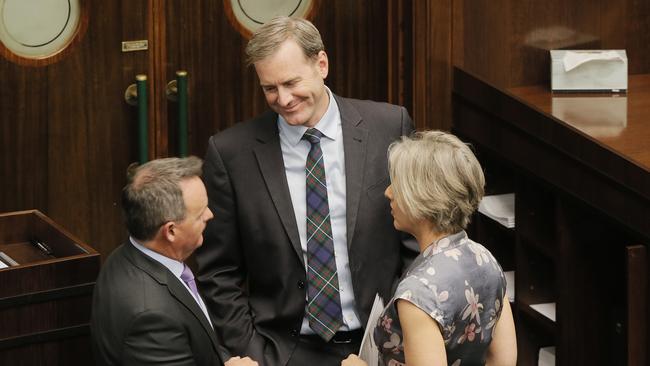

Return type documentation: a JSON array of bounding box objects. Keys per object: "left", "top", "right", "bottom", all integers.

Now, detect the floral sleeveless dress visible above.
[{"left": 373, "top": 231, "right": 506, "bottom": 366}]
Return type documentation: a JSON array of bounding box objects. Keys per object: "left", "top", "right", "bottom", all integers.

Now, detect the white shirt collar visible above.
[
  {"left": 278, "top": 86, "right": 339, "bottom": 146},
  {"left": 129, "top": 236, "right": 184, "bottom": 277}
]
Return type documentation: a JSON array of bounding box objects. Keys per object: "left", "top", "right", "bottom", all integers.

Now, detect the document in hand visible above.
[{"left": 358, "top": 294, "right": 385, "bottom": 366}]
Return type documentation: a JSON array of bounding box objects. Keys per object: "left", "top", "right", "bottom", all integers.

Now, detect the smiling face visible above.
[{"left": 253, "top": 39, "right": 330, "bottom": 127}]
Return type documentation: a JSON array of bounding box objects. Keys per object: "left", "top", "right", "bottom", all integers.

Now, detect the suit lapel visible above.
[
  {"left": 123, "top": 244, "right": 222, "bottom": 356},
  {"left": 336, "top": 95, "right": 369, "bottom": 249},
  {"left": 165, "top": 274, "right": 222, "bottom": 351},
  {"left": 252, "top": 114, "right": 304, "bottom": 266}
]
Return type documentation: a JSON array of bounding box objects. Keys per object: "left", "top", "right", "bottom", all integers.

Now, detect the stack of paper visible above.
[
  {"left": 538, "top": 346, "right": 556, "bottom": 366},
  {"left": 359, "top": 294, "right": 385, "bottom": 366},
  {"left": 530, "top": 302, "right": 556, "bottom": 322},
  {"left": 478, "top": 193, "right": 515, "bottom": 228}
]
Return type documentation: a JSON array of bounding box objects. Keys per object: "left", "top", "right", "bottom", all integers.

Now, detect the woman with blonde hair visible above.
[{"left": 343, "top": 131, "right": 516, "bottom": 366}]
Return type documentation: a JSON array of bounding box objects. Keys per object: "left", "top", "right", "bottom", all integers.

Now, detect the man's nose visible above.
[{"left": 277, "top": 87, "right": 292, "bottom": 107}]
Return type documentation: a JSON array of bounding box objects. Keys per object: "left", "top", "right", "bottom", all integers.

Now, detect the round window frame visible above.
[
  {"left": 0, "top": 0, "right": 89, "bottom": 67},
  {"left": 223, "top": 0, "right": 320, "bottom": 39}
]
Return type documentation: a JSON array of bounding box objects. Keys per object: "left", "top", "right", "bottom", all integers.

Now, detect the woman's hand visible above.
[{"left": 341, "top": 354, "right": 368, "bottom": 366}]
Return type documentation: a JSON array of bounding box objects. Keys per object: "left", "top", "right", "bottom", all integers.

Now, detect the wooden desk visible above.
[
  {"left": 453, "top": 68, "right": 649, "bottom": 366},
  {"left": 0, "top": 210, "right": 100, "bottom": 365}
]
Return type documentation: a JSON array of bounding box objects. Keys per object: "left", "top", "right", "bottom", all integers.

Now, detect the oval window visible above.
[
  {"left": 0, "top": 0, "right": 87, "bottom": 66},
  {"left": 225, "top": 0, "right": 318, "bottom": 39}
]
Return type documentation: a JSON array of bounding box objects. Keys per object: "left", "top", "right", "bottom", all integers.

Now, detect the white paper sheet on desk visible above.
[
  {"left": 530, "top": 302, "right": 556, "bottom": 322},
  {"left": 538, "top": 346, "right": 556, "bottom": 366},
  {"left": 0, "top": 260, "right": 7, "bottom": 269},
  {"left": 563, "top": 50, "right": 624, "bottom": 72},
  {"left": 478, "top": 193, "right": 515, "bottom": 228},
  {"left": 359, "top": 294, "right": 384, "bottom": 366}
]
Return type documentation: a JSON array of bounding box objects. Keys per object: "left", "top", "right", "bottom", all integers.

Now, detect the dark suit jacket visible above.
[
  {"left": 195, "top": 95, "right": 414, "bottom": 365},
  {"left": 91, "top": 242, "right": 225, "bottom": 366}
]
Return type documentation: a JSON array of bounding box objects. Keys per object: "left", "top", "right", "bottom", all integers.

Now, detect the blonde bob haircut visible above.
[
  {"left": 388, "top": 131, "right": 485, "bottom": 234},
  {"left": 245, "top": 16, "right": 324, "bottom": 66}
]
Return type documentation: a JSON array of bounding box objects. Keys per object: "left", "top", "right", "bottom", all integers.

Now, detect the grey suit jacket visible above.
[
  {"left": 195, "top": 95, "right": 414, "bottom": 365},
  {"left": 91, "top": 242, "right": 225, "bottom": 366}
]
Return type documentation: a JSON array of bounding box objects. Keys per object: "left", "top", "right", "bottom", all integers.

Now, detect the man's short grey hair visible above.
[
  {"left": 388, "top": 131, "right": 485, "bottom": 233},
  {"left": 122, "top": 156, "right": 203, "bottom": 241},
  {"left": 245, "top": 16, "right": 324, "bottom": 65}
]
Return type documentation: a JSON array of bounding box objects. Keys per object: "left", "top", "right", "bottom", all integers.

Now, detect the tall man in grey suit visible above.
[
  {"left": 91, "top": 157, "right": 257, "bottom": 366},
  {"left": 195, "top": 17, "right": 415, "bottom": 366}
]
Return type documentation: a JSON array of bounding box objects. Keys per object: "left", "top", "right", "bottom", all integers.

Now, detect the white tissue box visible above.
[{"left": 550, "top": 50, "right": 627, "bottom": 92}]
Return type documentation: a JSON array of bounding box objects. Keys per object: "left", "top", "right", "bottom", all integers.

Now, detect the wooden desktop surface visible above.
[
  {"left": 508, "top": 75, "right": 650, "bottom": 172},
  {"left": 453, "top": 68, "right": 650, "bottom": 241}
]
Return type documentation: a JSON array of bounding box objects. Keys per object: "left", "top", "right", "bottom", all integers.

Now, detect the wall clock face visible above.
[
  {"left": 0, "top": 0, "right": 83, "bottom": 64},
  {"left": 225, "top": 0, "right": 317, "bottom": 38}
]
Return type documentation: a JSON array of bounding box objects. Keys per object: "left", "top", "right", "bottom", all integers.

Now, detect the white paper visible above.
[
  {"left": 359, "top": 294, "right": 384, "bottom": 366},
  {"left": 478, "top": 193, "right": 515, "bottom": 228},
  {"left": 530, "top": 302, "right": 556, "bottom": 322},
  {"left": 538, "top": 346, "right": 556, "bottom": 366},
  {"left": 504, "top": 271, "right": 515, "bottom": 303},
  {"left": 0, "top": 260, "right": 8, "bottom": 269},
  {"left": 563, "top": 50, "right": 624, "bottom": 72}
]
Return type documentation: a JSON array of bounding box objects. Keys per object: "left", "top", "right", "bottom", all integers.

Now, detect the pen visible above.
[{"left": 31, "top": 238, "right": 54, "bottom": 256}]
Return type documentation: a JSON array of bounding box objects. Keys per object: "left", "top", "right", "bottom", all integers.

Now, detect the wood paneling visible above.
[
  {"left": 0, "top": 1, "right": 150, "bottom": 261},
  {"left": 452, "top": 0, "right": 650, "bottom": 88},
  {"left": 0, "top": 69, "right": 48, "bottom": 214},
  {"left": 387, "top": 0, "right": 413, "bottom": 110},
  {"left": 412, "top": 0, "right": 452, "bottom": 131}
]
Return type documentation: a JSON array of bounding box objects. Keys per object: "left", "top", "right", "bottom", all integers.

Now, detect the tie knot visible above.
[
  {"left": 302, "top": 128, "right": 324, "bottom": 145},
  {"left": 180, "top": 264, "right": 194, "bottom": 282}
]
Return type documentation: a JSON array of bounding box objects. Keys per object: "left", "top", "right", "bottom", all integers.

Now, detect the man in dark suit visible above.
[
  {"left": 91, "top": 157, "right": 257, "bottom": 366},
  {"left": 195, "top": 17, "right": 414, "bottom": 366}
]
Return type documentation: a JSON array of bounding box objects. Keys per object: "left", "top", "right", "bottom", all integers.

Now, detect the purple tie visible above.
[
  {"left": 180, "top": 264, "right": 200, "bottom": 300},
  {"left": 302, "top": 128, "right": 343, "bottom": 341}
]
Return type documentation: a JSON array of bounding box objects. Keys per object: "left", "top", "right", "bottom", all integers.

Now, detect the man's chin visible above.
[{"left": 282, "top": 116, "right": 310, "bottom": 126}]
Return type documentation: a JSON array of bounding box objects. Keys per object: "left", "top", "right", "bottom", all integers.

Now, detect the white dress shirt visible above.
[
  {"left": 278, "top": 87, "right": 361, "bottom": 333},
  {"left": 130, "top": 237, "right": 213, "bottom": 328}
]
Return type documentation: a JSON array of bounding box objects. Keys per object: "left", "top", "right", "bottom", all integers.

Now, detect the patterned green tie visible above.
[{"left": 302, "top": 128, "right": 343, "bottom": 341}]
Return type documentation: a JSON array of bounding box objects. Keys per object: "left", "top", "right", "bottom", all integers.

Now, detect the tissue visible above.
[{"left": 563, "top": 50, "right": 625, "bottom": 72}]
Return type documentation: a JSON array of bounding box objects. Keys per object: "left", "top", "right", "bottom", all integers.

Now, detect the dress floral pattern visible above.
[{"left": 373, "top": 231, "right": 506, "bottom": 365}]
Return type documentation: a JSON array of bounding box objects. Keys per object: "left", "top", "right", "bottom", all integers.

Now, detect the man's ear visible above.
[
  {"left": 317, "top": 50, "right": 329, "bottom": 79},
  {"left": 161, "top": 221, "right": 176, "bottom": 242}
]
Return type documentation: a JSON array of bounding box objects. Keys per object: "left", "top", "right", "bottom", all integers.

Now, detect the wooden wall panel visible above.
[
  {"left": 387, "top": 0, "right": 413, "bottom": 111},
  {"left": 452, "top": 0, "right": 650, "bottom": 89},
  {"left": 412, "top": 0, "right": 452, "bottom": 131},
  {"left": 164, "top": 0, "right": 261, "bottom": 158},
  {"left": 0, "top": 69, "right": 48, "bottom": 213},
  {"left": 319, "top": 1, "right": 389, "bottom": 103},
  {"left": 45, "top": 2, "right": 149, "bottom": 257},
  {"left": 1, "top": 1, "right": 149, "bottom": 260}
]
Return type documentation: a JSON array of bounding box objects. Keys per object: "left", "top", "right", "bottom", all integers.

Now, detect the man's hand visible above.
[
  {"left": 341, "top": 354, "right": 368, "bottom": 366},
  {"left": 224, "top": 356, "right": 258, "bottom": 366}
]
